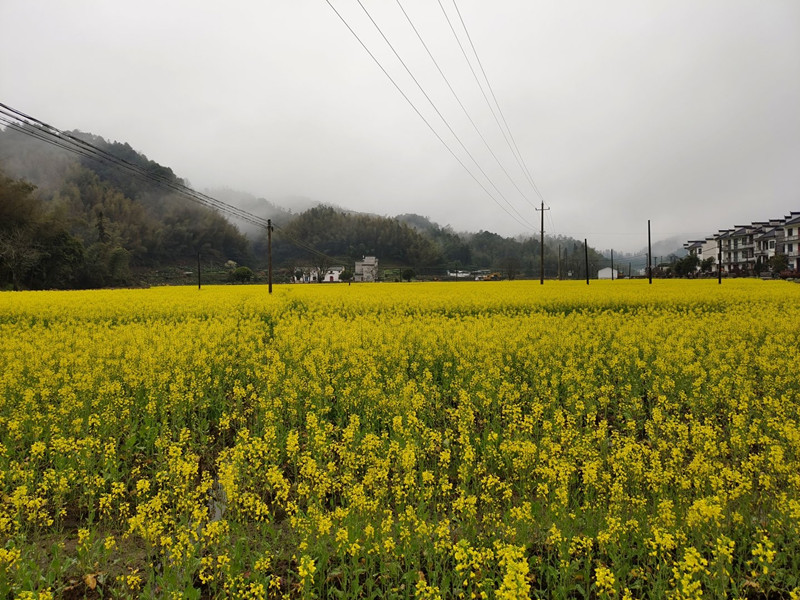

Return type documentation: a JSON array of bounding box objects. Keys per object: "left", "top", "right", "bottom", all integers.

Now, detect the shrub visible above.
[{"left": 231, "top": 266, "right": 253, "bottom": 282}]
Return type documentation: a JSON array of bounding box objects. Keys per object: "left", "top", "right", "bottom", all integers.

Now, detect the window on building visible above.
[
  {"left": 770, "top": 241, "right": 775, "bottom": 249},
  {"left": 789, "top": 243, "right": 794, "bottom": 253}
]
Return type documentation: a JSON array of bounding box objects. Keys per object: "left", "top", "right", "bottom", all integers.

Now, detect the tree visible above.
[
  {"left": 231, "top": 266, "right": 253, "bottom": 282},
  {"left": 0, "top": 174, "right": 40, "bottom": 228},
  {"left": 28, "top": 228, "right": 86, "bottom": 289},
  {"left": 768, "top": 253, "right": 789, "bottom": 274},
  {"left": 402, "top": 268, "right": 415, "bottom": 282},
  {"left": 673, "top": 254, "right": 700, "bottom": 277},
  {"left": 313, "top": 255, "right": 333, "bottom": 284},
  {"left": 0, "top": 171, "right": 88, "bottom": 290},
  {"left": 340, "top": 269, "right": 354, "bottom": 283},
  {"left": 0, "top": 228, "right": 41, "bottom": 290},
  {"left": 499, "top": 255, "right": 521, "bottom": 280},
  {"left": 700, "top": 256, "right": 715, "bottom": 273}
]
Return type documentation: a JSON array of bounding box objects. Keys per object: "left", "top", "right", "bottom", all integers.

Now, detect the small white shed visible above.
[{"left": 598, "top": 267, "right": 620, "bottom": 280}]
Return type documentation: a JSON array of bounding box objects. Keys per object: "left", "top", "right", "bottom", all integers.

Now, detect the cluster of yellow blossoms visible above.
[{"left": 1, "top": 279, "right": 799, "bottom": 598}]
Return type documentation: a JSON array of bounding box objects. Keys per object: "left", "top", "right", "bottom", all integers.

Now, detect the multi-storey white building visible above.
[
  {"left": 718, "top": 229, "right": 734, "bottom": 273},
  {"left": 784, "top": 213, "right": 800, "bottom": 271},
  {"left": 701, "top": 236, "right": 719, "bottom": 265},
  {"left": 754, "top": 219, "right": 785, "bottom": 271},
  {"left": 730, "top": 225, "right": 758, "bottom": 274},
  {"left": 685, "top": 212, "right": 800, "bottom": 275},
  {"left": 684, "top": 240, "right": 703, "bottom": 259}
]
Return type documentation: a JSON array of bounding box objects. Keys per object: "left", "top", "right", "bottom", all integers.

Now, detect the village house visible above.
[
  {"left": 354, "top": 256, "right": 379, "bottom": 282},
  {"left": 323, "top": 266, "right": 346, "bottom": 283}
]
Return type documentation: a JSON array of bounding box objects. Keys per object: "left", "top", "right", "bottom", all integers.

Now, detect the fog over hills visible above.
[{"left": 2, "top": 120, "right": 695, "bottom": 290}]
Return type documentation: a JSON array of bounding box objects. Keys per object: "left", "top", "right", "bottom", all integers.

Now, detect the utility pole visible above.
[
  {"left": 647, "top": 220, "right": 653, "bottom": 284},
  {"left": 610, "top": 249, "right": 615, "bottom": 281},
  {"left": 536, "top": 201, "right": 550, "bottom": 284},
  {"left": 557, "top": 244, "right": 561, "bottom": 280},
  {"left": 197, "top": 251, "right": 201, "bottom": 290},
  {"left": 717, "top": 237, "right": 722, "bottom": 284},
  {"left": 267, "top": 219, "right": 274, "bottom": 294},
  {"left": 584, "top": 239, "right": 589, "bottom": 285}
]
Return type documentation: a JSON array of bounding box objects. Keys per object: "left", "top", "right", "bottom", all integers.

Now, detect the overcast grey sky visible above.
[{"left": 2, "top": 0, "right": 799, "bottom": 251}]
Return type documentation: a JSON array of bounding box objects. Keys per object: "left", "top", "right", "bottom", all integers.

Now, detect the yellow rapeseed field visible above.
[{"left": 1, "top": 279, "right": 799, "bottom": 599}]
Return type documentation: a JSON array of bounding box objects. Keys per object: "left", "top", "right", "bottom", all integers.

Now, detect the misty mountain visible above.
[
  {"left": 204, "top": 187, "right": 294, "bottom": 239},
  {"left": 637, "top": 235, "right": 688, "bottom": 263},
  {"left": 0, "top": 124, "right": 251, "bottom": 289},
  {"left": 395, "top": 213, "right": 440, "bottom": 233}
]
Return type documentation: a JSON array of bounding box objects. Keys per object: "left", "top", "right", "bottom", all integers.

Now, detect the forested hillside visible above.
[
  {"left": 0, "top": 125, "right": 250, "bottom": 289},
  {"left": 1, "top": 124, "right": 608, "bottom": 289}
]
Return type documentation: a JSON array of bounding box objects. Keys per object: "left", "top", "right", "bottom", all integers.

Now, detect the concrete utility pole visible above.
[
  {"left": 536, "top": 201, "right": 550, "bottom": 284},
  {"left": 648, "top": 220, "right": 653, "bottom": 284},
  {"left": 267, "top": 219, "right": 274, "bottom": 294},
  {"left": 717, "top": 236, "right": 722, "bottom": 285}
]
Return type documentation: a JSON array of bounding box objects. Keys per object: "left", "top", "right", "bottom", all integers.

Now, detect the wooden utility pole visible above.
[
  {"left": 267, "top": 219, "right": 274, "bottom": 294},
  {"left": 536, "top": 201, "right": 550, "bottom": 284},
  {"left": 610, "top": 249, "right": 615, "bottom": 281},
  {"left": 584, "top": 239, "right": 589, "bottom": 285},
  {"left": 648, "top": 220, "right": 653, "bottom": 284},
  {"left": 557, "top": 244, "right": 561, "bottom": 280}
]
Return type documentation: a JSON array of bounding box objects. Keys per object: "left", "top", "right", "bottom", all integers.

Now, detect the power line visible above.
[
  {"left": 443, "top": 0, "right": 547, "bottom": 206},
  {"left": 323, "top": 0, "right": 535, "bottom": 232},
  {"left": 1, "top": 103, "right": 346, "bottom": 266},
  {"left": 394, "top": 0, "right": 538, "bottom": 212},
  {"left": 354, "top": 0, "right": 536, "bottom": 229},
  {"left": 0, "top": 103, "right": 271, "bottom": 229}
]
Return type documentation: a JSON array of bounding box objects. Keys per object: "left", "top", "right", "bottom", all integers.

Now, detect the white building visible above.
[
  {"left": 293, "top": 265, "right": 345, "bottom": 282},
  {"left": 323, "top": 266, "right": 345, "bottom": 283},
  {"left": 597, "top": 267, "right": 620, "bottom": 280},
  {"left": 683, "top": 211, "right": 800, "bottom": 275},
  {"left": 684, "top": 240, "right": 704, "bottom": 260},
  {"left": 717, "top": 229, "right": 734, "bottom": 273},
  {"left": 293, "top": 266, "right": 315, "bottom": 283},
  {"left": 754, "top": 219, "right": 785, "bottom": 271},
  {"left": 784, "top": 213, "right": 800, "bottom": 271},
  {"left": 730, "top": 224, "right": 758, "bottom": 274},
  {"left": 355, "top": 256, "right": 379, "bottom": 282},
  {"left": 701, "top": 237, "right": 719, "bottom": 266}
]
